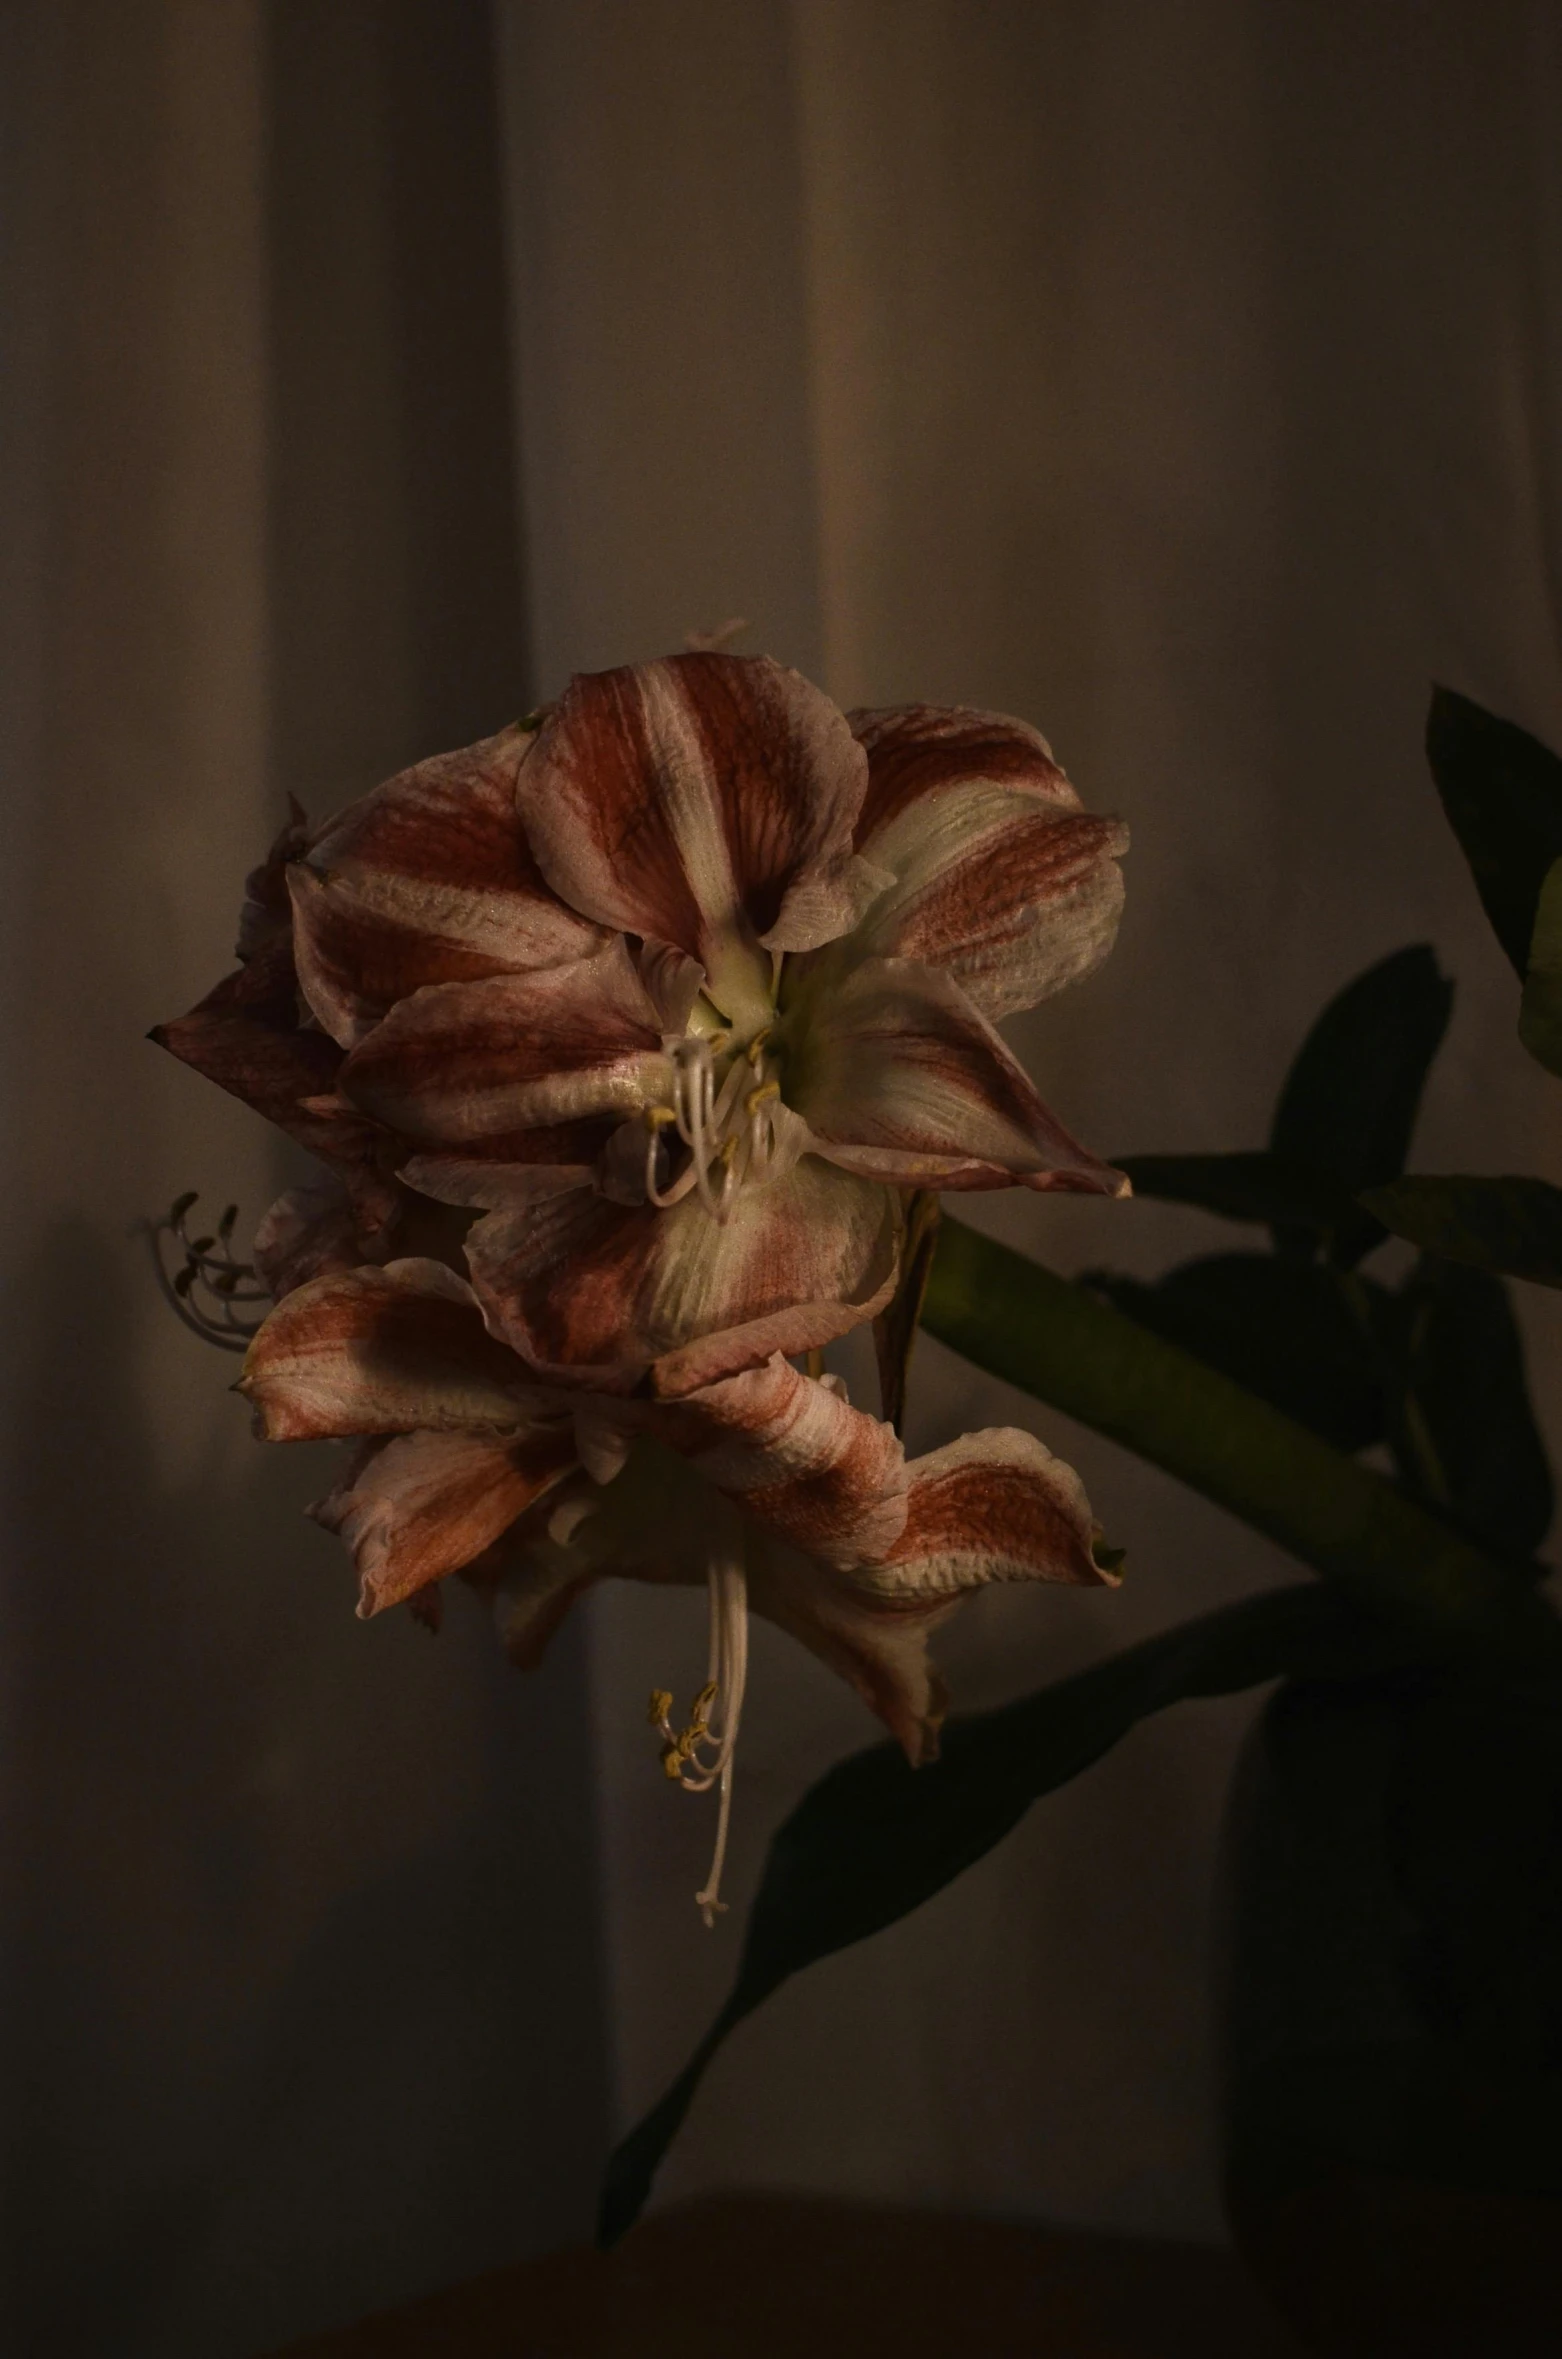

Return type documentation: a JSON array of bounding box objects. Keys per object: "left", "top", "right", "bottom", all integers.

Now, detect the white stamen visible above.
[
  {"left": 646, "top": 1544, "right": 750, "bottom": 1927},
  {"left": 648, "top": 1032, "right": 784, "bottom": 1223}
]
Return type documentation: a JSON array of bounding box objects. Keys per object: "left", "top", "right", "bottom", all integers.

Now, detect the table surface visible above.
[{"left": 268, "top": 2193, "right": 1310, "bottom": 2359}]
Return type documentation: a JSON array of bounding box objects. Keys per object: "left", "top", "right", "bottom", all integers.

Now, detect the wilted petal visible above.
[
  {"left": 151, "top": 939, "right": 401, "bottom": 1238},
  {"left": 236, "top": 797, "right": 309, "bottom": 961},
  {"left": 403, "top": 1152, "right": 599, "bottom": 1211},
  {"left": 879, "top": 1426, "right": 1116, "bottom": 1597},
  {"left": 747, "top": 1542, "right": 953, "bottom": 1766},
  {"left": 458, "top": 1158, "right": 902, "bottom": 1393},
  {"left": 516, "top": 655, "right": 874, "bottom": 1018},
  {"left": 241, "top": 1259, "right": 552, "bottom": 1439},
  {"left": 338, "top": 940, "right": 670, "bottom": 1144},
  {"left": 645, "top": 1356, "right": 908, "bottom": 1569},
  {"left": 290, "top": 728, "right": 605, "bottom": 1047},
  {"left": 252, "top": 1176, "right": 381, "bottom": 1299},
  {"left": 850, "top": 705, "right": 1127, "bottom": 1020},
  {"left": 785, "top": 955, "right": 1127, "bottom": 1194},
  {"left": 314, "top": 1425, "right": 577, "bottom": 1617},
  {"left": 477, "top": 1456, "right": 722, "bottom": 1665}
]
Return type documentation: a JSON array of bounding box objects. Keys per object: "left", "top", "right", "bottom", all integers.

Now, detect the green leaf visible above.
[
  {"left": 1379, "top": 1258, "right": 1553, "bottom": 1562},
  {"left": 1084, "top": 1254, "right": 1387, "bottom": 1452},
  {"left": 1268, "top": 945, "right": 1453, "bottom": 1264},
  {"left": 1426, "top": 686, "right": 1562, "bottom": 978},
  {"left": 1519, "top": 856, "right": 1562, "bottom": 1078},
  {"left": 601, "top": 1581, "right": 1396, "bottom": 2245},
  {"left": 923, "top": 1216, "right": 1556, "bottom": 1656},
  {"left": 1362, "top": 1175, "right": 1562, "bottom": 1289},
  {"left": 1115, "top": 1150, "right": 1357, "bottom": 1231}
]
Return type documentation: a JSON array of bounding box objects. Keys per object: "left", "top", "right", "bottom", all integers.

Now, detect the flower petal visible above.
[
  {"left": 876, "top": 1425, "right": 1117, "bottom": 1597},
  {"left": 240, "top": 1259, "right": 552, "bottom": 1439},
  {"left": 784, "top": 955, "right": 1127, "bottom": 1194},
  {"left": 645, "top": 1356, "right": 908, "bottom": 1569},
  {"left": 151, "top": 940, "right": 401, "bottom": 1237},
  {"left": 290, "top": 727, "right": 605, "bottom": 1047},
  {"left": 252, "top": 1176, "right": 383, "bottom": 1299},
  {"left": 516, "top": 655, "right": 873, "bottom": 1014},
  {"left": 236, "top": 797, "right": 310, "bottom": 961},
  {"left": 850, "top": 704, "right": 1128, "bottom": 1020},
  {"left": 460, "top": 1157, "right": 902, "bottom": 1393},
  {"left": 743, "top": 1424, "right": 1114, "bottom": 1763},
  {"left": 746, "top": 1544, "right": 953, "bottom": 1765},
  {"left": 338, "top": 940, "right": 670, "bottom": 1144},
  {"left": 313, "top": 1426, "right": 577, "bottom": 1617}
]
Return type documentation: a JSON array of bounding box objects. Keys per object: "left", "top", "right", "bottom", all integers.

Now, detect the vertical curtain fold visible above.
[{"left": 1, "top": 8, "right": 607, "bottom": 2353}]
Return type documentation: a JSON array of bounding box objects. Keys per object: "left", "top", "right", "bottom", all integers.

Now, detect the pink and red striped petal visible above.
[
  {"left": 290, "top": 726, "right": 605, "bottom": 1048},
  {"left": 849, "top": 705, "right": 1127, "bottom": 1020},
  {"left": 785, "top": 955, "right": 1127, "bottom": 1195}
]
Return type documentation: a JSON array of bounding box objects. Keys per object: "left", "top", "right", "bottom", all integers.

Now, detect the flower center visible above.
[
  {"left": 648, "top": 1545, "right": 750, "bottom": 1926},
  {"left": 642, "top": 1020, "right": 787, "bottom": 1223}
]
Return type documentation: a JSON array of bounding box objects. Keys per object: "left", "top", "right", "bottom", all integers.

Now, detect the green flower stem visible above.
[{"left": 922, "top": 1216, "right": 1560, "bottom": 1665}]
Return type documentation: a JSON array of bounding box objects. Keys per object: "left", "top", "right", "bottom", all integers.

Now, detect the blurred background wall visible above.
[
  {"left": 3, "top": 2, "right": 1562, "bottom": 2353},
  {"left": 0, "top": 8, "right": 607, "bottom": 2356}
]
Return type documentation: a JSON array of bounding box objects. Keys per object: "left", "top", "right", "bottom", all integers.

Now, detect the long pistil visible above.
[{"left": 647, "top": 1545, "right": 750, "bottom": 1926}]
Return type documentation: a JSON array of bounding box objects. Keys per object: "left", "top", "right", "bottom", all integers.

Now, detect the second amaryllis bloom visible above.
[
  {"left": 240, "top": 1256, "right": 1120, "bottom": 1920},
  {"left": 154, "top": 653, "right": 1128, "bottom": 1390}
]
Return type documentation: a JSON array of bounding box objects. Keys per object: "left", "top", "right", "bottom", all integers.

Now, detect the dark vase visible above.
[{"left": 1216, "top": 1669, "right": 1562, "bottom": 2357}]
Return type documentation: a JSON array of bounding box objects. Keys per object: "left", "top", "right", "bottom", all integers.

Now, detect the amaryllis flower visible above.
[
  {"left": 241, "top": 1257, "right": 1119, "bottom": 1920},
  {"left": 153, "top": 654, "right": 1128, "bottom": 1384}
]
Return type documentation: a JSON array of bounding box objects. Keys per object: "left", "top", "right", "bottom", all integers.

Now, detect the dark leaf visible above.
[
  {"left": 1362, "top": 1176, "right": 1562, "bottom": 1290},
  {"left": 602, "top": 1582, "right": 1396, "bottom": 2245},
  {"left": 1116, "top": 1150, "right": 1357, "bottom": 1231},
  {"left": 1379, "top": 1259, "right": 1553, "bottom": 1562},
  {"left": 1086, "top": 1254, "right": 1387, "bottom": 1452},
  {"left": 1426, "top": 686, "right": 1562, "bottom": 979},
  {"left": 1519, "top": 857, "right": 1562, "bottom": 1078},
  {"left": 1269, "top": 945, "right": 1453, "bottom": 1265}
]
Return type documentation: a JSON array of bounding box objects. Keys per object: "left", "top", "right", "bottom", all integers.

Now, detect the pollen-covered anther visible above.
[{"left": 644, "top": 1552, "right": 750, "bottom": 1925}]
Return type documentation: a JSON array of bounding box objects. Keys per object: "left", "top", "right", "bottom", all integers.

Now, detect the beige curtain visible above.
[
  {"left": 500, "top": 0, "right": 1562, "bottom": 2240},
  {"left": 1, "top": 8, "right": 606, "bottom": 2354}
]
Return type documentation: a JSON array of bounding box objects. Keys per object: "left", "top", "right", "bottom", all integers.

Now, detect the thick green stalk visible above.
[{"left": 923, "top": 1215, "right": 1559, "bottom": 1664}]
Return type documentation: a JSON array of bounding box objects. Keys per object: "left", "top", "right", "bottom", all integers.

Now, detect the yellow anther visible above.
[
  {"left": 648, "top": 1688, "right": 674, "bottom": 1728},
  {"left": 661, "top": 1744, "right": 689, "bottom": 1780},
  {"left": 644, "top": 1104, "right": 677, "bottom": 1131},
  {"left": 745, "top": 1028, "right": 772, "bottom": 1068},
  {"left": 691, "top": 1680, "right": 718, "bottom": 1725},
  {"left": 718, "top": 1136, "right": 738, "bottom": 1167},
  {"left": 746, "top": 1080, "right": 780, "bottom": 1114}
]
